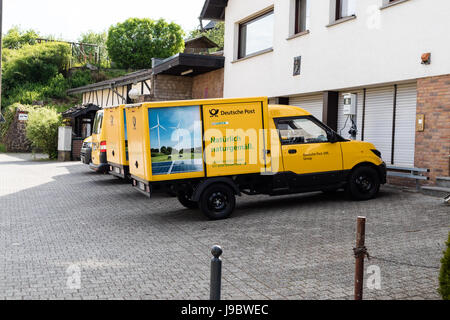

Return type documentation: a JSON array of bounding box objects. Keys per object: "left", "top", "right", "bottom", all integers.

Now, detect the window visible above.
[
  {"left": 335, "top": 0, "right": 356, "bottom": 20},
  {"left": 294, "top": 0, "right": 308, "bottom": 34},
  {"left": 93, "top": 112, "right": 103, "bottom": 134},
  {"left": 277, "top": 117, "right": 330, "bottom": 145},
  {"left": 238, "top": 10, "right": 274, "bottom": 59}
]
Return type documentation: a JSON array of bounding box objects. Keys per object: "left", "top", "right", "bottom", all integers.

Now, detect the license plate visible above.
[
  {"left": 115, "top": 167, "right": 121, "bottom": 174},
  {"left": 139, "top": 182, "right": 146, "bottom": 191}
]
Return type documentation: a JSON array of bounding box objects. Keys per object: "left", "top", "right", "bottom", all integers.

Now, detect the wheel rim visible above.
[
  {"left": 208, "top": 192, "right": 228, "bottom": 212},
  {"left": 355, "top": 174, "right": 373, "bottom": 193}
]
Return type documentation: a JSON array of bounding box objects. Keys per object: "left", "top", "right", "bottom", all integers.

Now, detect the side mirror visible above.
[{"left": 327, "top": 131, "right": 338, "bottom": 143}]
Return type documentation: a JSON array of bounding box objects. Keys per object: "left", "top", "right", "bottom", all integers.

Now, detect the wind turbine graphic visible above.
[{"left": 151, "top": 114, "right": 166, "bottom": 152}]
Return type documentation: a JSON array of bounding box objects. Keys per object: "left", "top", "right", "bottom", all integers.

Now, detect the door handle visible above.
[{"left": 288, "top": 149, "right": 297, "bottom": 154}]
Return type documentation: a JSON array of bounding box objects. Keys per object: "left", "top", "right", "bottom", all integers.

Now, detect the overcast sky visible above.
[{"left": 3, "top": 0, "right": 206, "bottom": 41}]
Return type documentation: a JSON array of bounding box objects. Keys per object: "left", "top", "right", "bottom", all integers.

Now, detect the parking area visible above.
[{"left": 0, "top": 153, "right": 448, "bottom": 300}]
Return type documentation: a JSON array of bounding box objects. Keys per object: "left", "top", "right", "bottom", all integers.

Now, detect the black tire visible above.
[
  {"left": 177, "top": 191, "right": 198, "bottom": 209},
  {"left": 199, "top": 184, "right": 236, "bottom": 220},
  {"left": 346, "top": 166, "right": 381, "bottom": 201}
]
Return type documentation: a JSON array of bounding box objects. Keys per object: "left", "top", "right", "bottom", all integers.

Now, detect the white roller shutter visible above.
[
  {"left": 289, "top": 94, "right": 323, "bottom": 121},
  {"left": 363, "top": 86, "right": 395, "bottom": 165},
  {"left": 337, "top": 90, "right": 364, "bottom": 141},
  {"left": 394, "top": 83, "right": 417, "bottom": 167}
]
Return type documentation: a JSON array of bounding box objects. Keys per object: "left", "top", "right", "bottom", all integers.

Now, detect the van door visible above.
[
  {"left": 91, "top": 111, "right": 104, "bottom": 165},
  {"left": 276, "top": 117, "right": 343, "bottom": 187}
]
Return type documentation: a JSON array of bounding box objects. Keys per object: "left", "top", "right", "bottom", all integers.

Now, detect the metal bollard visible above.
[
  {"left": 210, "top": 245, "right": 223, "bottom": 300},
  {"left": 354, "top": 216, "right": 367, "bottom": 300}
]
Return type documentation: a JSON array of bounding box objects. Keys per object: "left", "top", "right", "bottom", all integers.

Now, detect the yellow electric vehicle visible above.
[
  {"left": 104, "top": 105, "right": 130, "bottom": 179},
  {"left": 89, "top": 110, "right": 109, "bottom": 173},
  {"left": 126, "top": 97, "right": 386, "bottom": 220}
]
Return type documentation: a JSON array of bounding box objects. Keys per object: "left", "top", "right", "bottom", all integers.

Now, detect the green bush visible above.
[
  {"left": 69, "top": 70, "right": 93, "bottom": 88},
  {"left": 44, "top": 74, "right": 70, "bottom": 99},
  {"left": 439, "top": 232, "right": 450, "bottom": 300},
  {"left": 2, "top": 42, "right": 71, "bottom": 91},
  {"left": 26, "top": 107, "right": 62, "bottom": 159}
]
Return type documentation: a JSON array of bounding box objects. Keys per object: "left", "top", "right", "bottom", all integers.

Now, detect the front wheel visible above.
[
  {"left": 199, "top": 184, "right": 236, "bottom": 220},
  {"left": 346, "top": 166, "right": 381, "bottom": 201}
]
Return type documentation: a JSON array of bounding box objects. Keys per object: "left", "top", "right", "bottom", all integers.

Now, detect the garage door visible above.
[
  {"left": 393, "top": 83, "right": 417, "bottom": 167},
  {"left": 364, "top": 86, "right": 396, "bottom": 165},
  {"left": 337, "top": 83, "right": 417, "bottom": 167},
  {"left": 289, "top": 94, "right": 323, "bottom": 121}
]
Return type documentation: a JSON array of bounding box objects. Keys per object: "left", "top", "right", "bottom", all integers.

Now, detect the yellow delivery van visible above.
[
  {"left": 104, "top": 105, "right": 130, "bottom": 179},
  {"left": 89, "top": 110, "right": 109, "bottom": 173},
  {"left": 126, "top": 97, "right": 386, "bottom": 220}
]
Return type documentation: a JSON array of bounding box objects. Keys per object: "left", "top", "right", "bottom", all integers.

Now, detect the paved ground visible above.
[{"left": 0, "top": 153, "right": 448, "bottom": 300}]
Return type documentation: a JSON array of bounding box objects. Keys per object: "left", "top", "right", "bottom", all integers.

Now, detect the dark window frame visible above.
[
  {"left": 238, "top": 10, "right": 274, "bottom": 60},
  {"left": 294, "top": 0, "right": 308, "bottom": 34}
]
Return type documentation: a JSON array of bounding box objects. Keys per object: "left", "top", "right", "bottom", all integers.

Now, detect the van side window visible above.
[
  {"left": 93, "top": 112, "right": 103, "bottom": 134},
  {"left": 277, "top": 117, "right": 329, "bottom": 145}
]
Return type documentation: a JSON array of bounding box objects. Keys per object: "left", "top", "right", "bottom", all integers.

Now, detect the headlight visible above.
[{"left": 371, "top": 149, "right": 382, "bottom": 158}]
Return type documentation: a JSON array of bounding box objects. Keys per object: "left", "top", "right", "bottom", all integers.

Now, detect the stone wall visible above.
[
  {"left": 192, "top": 69, "right": 224, "bottom": 99},
  {"left": 4, "top": 109, "right": 32, "bottom": 153},
  {"left": 415, "top": 74, "right": 450, "bottom": 184},
  {"left": 152, "top": 75, "right": 193, "bottom": 101}
]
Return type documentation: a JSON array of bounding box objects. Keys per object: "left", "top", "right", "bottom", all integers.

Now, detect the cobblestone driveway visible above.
[{"left": 0, "top": 153, "right": 448, "bottom": 300}]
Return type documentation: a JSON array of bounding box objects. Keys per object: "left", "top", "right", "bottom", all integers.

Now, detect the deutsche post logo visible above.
[
  {"left": 209, "top": 109, "right": 220, "bottom": 118},
  {"left": 132, "top": 116, "right": 137, "bottom": 129}
]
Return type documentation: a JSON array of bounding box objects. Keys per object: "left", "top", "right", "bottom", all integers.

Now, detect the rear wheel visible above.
[
  {"left": 199, "top": 184, "right": 236, "bottom": 220},
  {"left": 347, "top": 166, "right": 381, "bottom": 201},
  {"left": 177, "top": 190, "right": 198, "bottom": 209}
]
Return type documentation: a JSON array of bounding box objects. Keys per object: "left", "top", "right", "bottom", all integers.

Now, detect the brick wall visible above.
[
  {"left": 415, "top": 74, "right": 450, "bottom": 184},
  {"left": 192, "top": 69, "right": 224, "bottom": 99},
  {"left": 72, "top": 139, "right": 84, "bottom": 161},
  {"left": 152, "top": 75, "right": 193, "bottom": 101}
]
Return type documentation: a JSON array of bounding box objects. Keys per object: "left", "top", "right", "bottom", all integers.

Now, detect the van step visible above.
[
  {"left": 436, "top": 177, "right": 450, "bottom": 188},
  {"left": 421, "top": 186, "right": 450, "bottom": 198}
]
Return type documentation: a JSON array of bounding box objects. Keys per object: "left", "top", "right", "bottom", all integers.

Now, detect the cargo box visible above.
[
  {"left": 104, "top": 104, "right": 129, "bottom": 178},
  {"left": 125, "top": 97, "right": 271, "bottom": 185}
]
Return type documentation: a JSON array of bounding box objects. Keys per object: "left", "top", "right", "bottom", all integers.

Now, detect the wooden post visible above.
[{"left": 354, "top": 216, "right": 366, "bottom": 300}]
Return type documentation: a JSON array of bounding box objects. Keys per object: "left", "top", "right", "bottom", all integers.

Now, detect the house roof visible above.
[
  {"left": 62, "top": 103, "right": 100, "bottom": 118},
  {"left": 152, "top": 53, "right": 224, "bottom": 77},
  {"left": 203, "top": 20, "right": 218, "bottom": 30},
  {"left": 66, "top": 69, "right": 153, "bottom": 95},
  {"left": 200, "top": 0, "right": 228, "bottom": 21},
  {"left": 184, "top": 35, "right": 219, "bottom": 49}
]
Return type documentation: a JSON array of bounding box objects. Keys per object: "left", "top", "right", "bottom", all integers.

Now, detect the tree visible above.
[
  {"left": 3, "top": 26, "right": 39, "bottom": 50},
  {"left": 189, "top": 22, "right": 224, "bottom": 52},
  {"left": 106, "top": 18, "right": 185, "bottom": 69}
]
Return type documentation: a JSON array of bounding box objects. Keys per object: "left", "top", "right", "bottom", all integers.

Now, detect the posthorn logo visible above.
[
  {"left": 132, "top": 116, "right": 137, "bottom": 129},
  {"left": 110, "top": 116, "right": 114, "bottom": 126},
  {"left": 209, "top": 109, "right": 220, "bottom": 118}
]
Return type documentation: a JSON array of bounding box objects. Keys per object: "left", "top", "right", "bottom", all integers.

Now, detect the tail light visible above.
[{"left": 100, "top": 141, "right": 107, "bottom": 153}]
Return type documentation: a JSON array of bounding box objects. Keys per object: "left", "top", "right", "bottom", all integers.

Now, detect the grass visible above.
[{"left": 0, "top": 143, "right": 6, "bottom": 153}]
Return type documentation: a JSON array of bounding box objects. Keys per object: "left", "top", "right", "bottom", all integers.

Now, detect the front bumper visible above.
[
  {"left": 379, "top": 162, "right": 387, "bottom": 184},
  {"left": 80, "top": 148, "right": 92, "bottom": 165}
]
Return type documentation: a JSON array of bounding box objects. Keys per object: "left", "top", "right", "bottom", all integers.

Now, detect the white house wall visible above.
[{"left": 223, "top": 0, "right": 450, "bottom": 98}]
